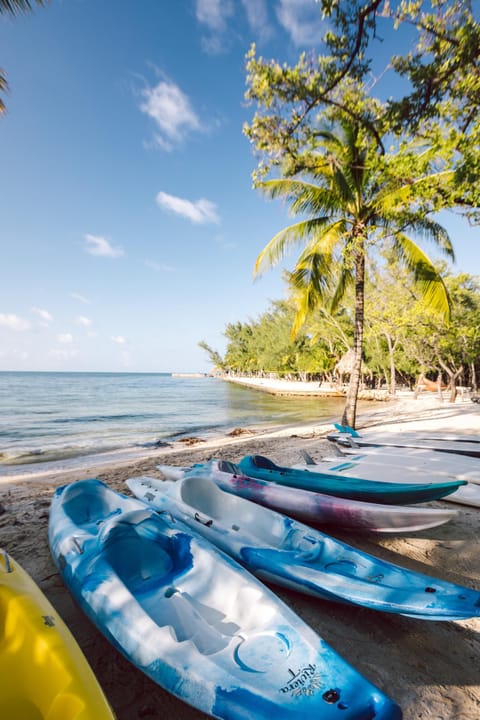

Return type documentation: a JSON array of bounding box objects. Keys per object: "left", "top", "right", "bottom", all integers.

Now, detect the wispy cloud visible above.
[
  {"left": 145, "top": 259, "right": 174, "bottom": 272},
  {"left": 156, "top": 191, "right": 220, "bottom": 225},
  {"left": 84, "top": 234, "right": 125, "bottom": 258},
  {"left": 194, "top": 0, "right": 272, "bottom": 52},
  {"left": 195, "top": 0, "right": 235, "bottom": 53},
  {"left": 0, "top": 313, "right": 30, "bottom": 331},
  {"left": 195, "top": 0, "right": 234, "bottom": 32},
  {"left": 57, "top": 333, "right": 73, "bottom": 344},
  {"left": 76, "top": 315, "right": 92, "bottom": 327},
  {"left": 71, "top": 292, "right": 90, "bottom": 304},
  {"left": 111, "top": 335, "right": 127, "bottom": 345},
  {"left": 276, "top": 0, "right": 325, "bottom": 45},
  {"left": 139, "top": 78, "right": 201, "bottom": 151},
  {"left": 32, "top": 307, "right": 53, "bottom": 325},
  {"left": 241, "top": 0, "right": 272, "bottom": 42}
]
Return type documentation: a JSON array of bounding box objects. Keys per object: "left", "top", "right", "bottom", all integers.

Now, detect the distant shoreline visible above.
[{"left": 220, "top": 374, "right": 393, "bottom": 400}]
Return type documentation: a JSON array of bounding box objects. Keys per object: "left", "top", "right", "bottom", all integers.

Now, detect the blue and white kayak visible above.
[
  {"left": 156, "top": 462, "right": 458, "bottom": 533},
  {"left": 49, "top": 479, "right": 402, "bottom": 720},
  {"left": 127, "top": 475, "right": 480, "bottom": 622},
  {"left": 237, "top": 455, "right": 466, "bottom": 504}
]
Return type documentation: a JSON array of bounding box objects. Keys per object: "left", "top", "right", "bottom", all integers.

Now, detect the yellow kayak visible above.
[{"left": 0, "top": 549, "right": 115, "bottom": 719}]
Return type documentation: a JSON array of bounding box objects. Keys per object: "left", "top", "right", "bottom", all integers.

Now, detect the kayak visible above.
[
  {"left": 49, "top": 479, "right": 402, "bottom": 720},
  {"left": 328, "top": 425, "right": 480, "bottom": 458},
  {"left": 237, "top": 455, "right": 466, "bottom": 504},
  {"left": 0, "top": 549, "right": 115, "bottom": 720},
  {"left": 326, "top": 444, "right": 480, "bottom": 484},
  {"left": 293, "top": 454, "right": 480, "bottom": 509},
  {"left": 127, "top": 474, "right": 480, "bottom": 621},
  {"left": 156, "top": 461, "right": 458, "bottom": 533}
]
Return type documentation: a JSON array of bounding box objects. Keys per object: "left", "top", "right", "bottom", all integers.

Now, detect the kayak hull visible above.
[
  {"left": 237, "top": 455, "right": 466, "bottom": 504},
  {"left": 128, "top": 475, "right": 480, "bottom": 622},
  {"left": 157, "top": 462, "right": 458, "bottom": 533},
  {"left": 0, "top": 550, "right": 115, "bottom": 720},
  {"left": 49, "top": 479, "right": 402, "bottom": 720}
]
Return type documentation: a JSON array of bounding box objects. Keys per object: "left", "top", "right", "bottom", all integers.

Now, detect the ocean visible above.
[{"left": 0, "top": 372, "right": 344, "bottom": 472}]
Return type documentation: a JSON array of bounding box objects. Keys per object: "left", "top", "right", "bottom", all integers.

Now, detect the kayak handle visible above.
[
  {"left": 1, "top": 549, "right": 12, "bottom": 573},
  {"left": 194, "top": 512, "right": 213, "bottom": 527}
]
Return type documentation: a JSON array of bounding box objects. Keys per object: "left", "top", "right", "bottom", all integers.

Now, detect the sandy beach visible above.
[{"left": 1, "top": 390, "right": 479, "bottom": 719}]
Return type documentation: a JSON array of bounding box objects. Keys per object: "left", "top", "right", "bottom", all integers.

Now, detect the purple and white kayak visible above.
[{"left": 156, "top": 462, "right": 458, "bottom": 533}]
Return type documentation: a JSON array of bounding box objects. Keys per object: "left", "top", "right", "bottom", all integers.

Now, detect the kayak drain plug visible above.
[{"left": 322, "top": 689, "right": 340, "bottom": 703}]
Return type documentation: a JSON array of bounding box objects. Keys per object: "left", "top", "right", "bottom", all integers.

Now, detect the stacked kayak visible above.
[
  {"left": 156, "top": 461, "right": 458, "bottom": 533},
  {"left": 127, "top": 474, "right": 480, "bottom": 622},
  {"left": 237, "top": 455, "right": 466, "bottom": 504},
  {"left": 49, "top": 479, "right": 402, "bottom": 720},
  {"left": 0, "top": 549, "right": 115, "bottom": 720},
  {"left": 293, "top": 453, "right": 480, "bottom": 509},
  {"left": 328, "top": 425, "right": 480, "bottom": 458},
  {"left": 327, "top": 444, "right": 480, "bottom": 484}
]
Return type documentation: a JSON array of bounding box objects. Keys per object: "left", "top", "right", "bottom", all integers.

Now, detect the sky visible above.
[{"left": 1, "top": 0, "right": 479, "bottom": 373}]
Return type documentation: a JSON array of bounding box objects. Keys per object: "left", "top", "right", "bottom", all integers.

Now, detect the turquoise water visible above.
[{"left": 0, "top": 372, "right": 344, "bottom": 466}]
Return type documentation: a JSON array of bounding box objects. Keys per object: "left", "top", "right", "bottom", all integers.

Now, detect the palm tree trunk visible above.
[{"left": 342, "top": 247, "right": 365, "bottom": 428}]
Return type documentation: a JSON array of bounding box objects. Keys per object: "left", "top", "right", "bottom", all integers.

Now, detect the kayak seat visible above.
[
  {"left": 99, "top": 513, "right": 239, "bottom": 655},
  {"left": 180, "top": 476, "right": 288, "bottom": 545},
  {"left": 249, "top": 455, "right": 277, "bottom": 470},
  {"left": 59, "top": 480, "right": 122, "bottom": 535},
  {"left": 101, "top": 513, "right": 192, "bottom": 595}
]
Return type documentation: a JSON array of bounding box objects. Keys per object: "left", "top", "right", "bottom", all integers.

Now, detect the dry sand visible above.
[{"left": 1, "top": 392, "right": 479, "bottom": 719}]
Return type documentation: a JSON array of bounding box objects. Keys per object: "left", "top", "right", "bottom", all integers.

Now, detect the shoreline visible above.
[{"left": 1, "top": 393, "right": 479, "bottom": 718}]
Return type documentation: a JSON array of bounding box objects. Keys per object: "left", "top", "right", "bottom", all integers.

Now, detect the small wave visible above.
[{"left": 51, "top": 412, "right": 162, "bottom": 424}]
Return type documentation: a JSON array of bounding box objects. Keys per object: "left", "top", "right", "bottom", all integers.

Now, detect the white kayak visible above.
[
  {"left": 156, "top": 462, "right": 458, "bottom": 533},
  {"left": 127, "top": 474, "right": 480, "bottom": 621},
  {"left": 328, "top": 426, "right": 480, "bottom": 458},
  {"left": 326, "top": 443, "right": 480, "bottom": 484},
  {"left": 293, "top": 454, "right": 480, "bottom": 509}
]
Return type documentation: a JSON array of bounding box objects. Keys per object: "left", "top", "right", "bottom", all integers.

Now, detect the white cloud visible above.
[
  {"left": 76, "top": 315, "right": 92, "bottom": 327},
  {"left": 145, "top": 260, "right": 174, "bottom": 272},
  {"left": 32, "top": 306, "right": 53, "bottom": 325},
  {"left": 139, "top": 79, "right": 201, "bottom": 151},
  {"left": 71, "top": 292, "right": 90, "bottom": 304},
  {"left": 195, "top": 0, "right": 234, "bottom": 32},
  {"left": 84, "top": 234, "right": 125, "bottom": 258},
  {"left": 276, "top": 0, "right": 325, "bottom": 46},
  {"left": 57, "top": 333, "right": 73, "bottom": 344},
  {"left": 0, "top": 313, "right": 30, "bottom": 331},
  {"left": 195, "top": 0, "right": 235, "bottom": 54},
  {"left": 111, "top": 335, "right": 127, "bottom": 345},
  {"left": 156, "top": 191, "right": 220, "bottom": 225},
  {"left": 241, "top": 0, "right": 272, "bottom": 41}
]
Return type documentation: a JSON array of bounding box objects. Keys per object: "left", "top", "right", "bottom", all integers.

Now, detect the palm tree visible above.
[
  {"left": 0, "top": 0, "right": 46, "bottom": 114},
  {"left": 254, "top": 122, "right": 454, "bottom": 427}
]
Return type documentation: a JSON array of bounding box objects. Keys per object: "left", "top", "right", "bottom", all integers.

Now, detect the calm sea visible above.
[{"left": 0, "top": 372, "right": 344, "bottom": 469}]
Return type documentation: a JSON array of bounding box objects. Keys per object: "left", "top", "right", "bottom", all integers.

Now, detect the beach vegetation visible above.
[
  {"left": 200, "top": 269, "right": 480, "bottom": 398},
  {"left": 242, "top": 0, "right": 479, "bottom": 428}
]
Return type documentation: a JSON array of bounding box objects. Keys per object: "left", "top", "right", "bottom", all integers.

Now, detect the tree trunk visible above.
[{"left": 342, "top": 248, "right": 365, "bottom": 428}]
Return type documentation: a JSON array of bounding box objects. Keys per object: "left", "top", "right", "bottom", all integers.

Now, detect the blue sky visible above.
[{"left": 1, "top": 0, "right": 478, "bottom": 373}]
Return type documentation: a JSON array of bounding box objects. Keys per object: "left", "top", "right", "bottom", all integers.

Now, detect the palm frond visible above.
[
  {"left": 398, "top": 216, "right": 455, "bottom": 260},
  {"left": 392, "top": 233, "right": 451, "bottom": 318},
  {"left": 254, "top": 216, "right": 334, "bottom": 277},
  {"left": 0, "top": 0, "right": 45, "bottom": 14},
  {"left": 259, "top": 178, "right": 343, "bottom": 216}
]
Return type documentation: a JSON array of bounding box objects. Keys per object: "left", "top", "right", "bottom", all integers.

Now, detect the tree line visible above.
[{"left": 200, "top": 265, "right": 480, "bottom": 403}]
